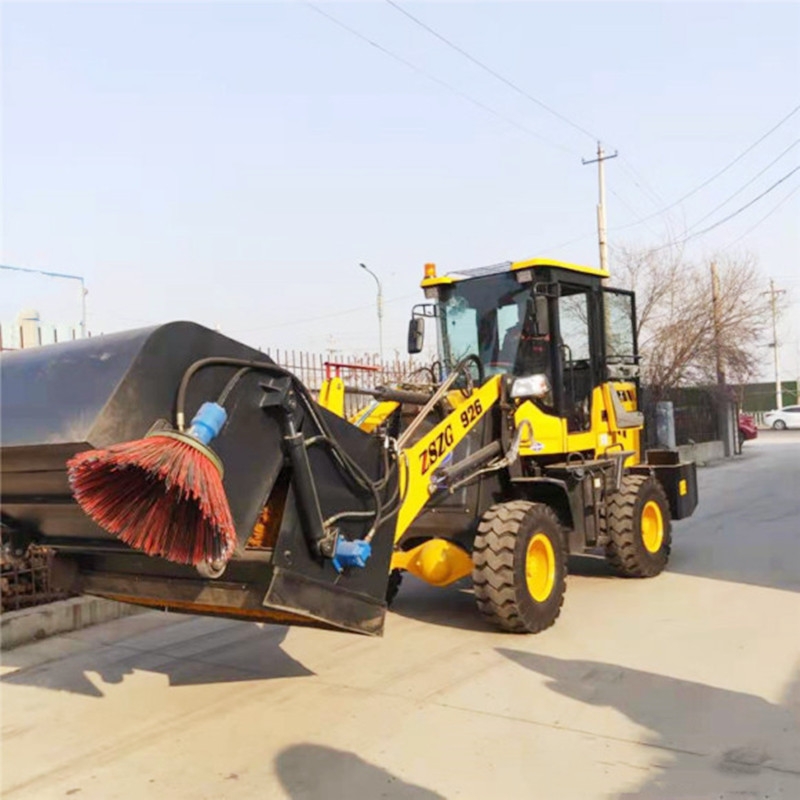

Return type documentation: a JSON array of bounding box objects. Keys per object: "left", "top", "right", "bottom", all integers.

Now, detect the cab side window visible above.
[
  {"left": 559, "top": 292, "right": 591, "bottom": 363},
  {"left": 558, "top": 289, "right": 593, "bottom": 432}
]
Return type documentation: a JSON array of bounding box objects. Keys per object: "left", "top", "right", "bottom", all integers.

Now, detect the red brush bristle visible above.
[{"left": 67, "top": 436, "right": 237, "bottom": 566}]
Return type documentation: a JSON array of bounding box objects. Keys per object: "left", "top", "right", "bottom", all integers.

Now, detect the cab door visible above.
[
  {"left": 601, "top": 287, "right": 643, "bottom": 459},
  {"left": 552, "top": 282, "right": 602, "bottom": 450}
]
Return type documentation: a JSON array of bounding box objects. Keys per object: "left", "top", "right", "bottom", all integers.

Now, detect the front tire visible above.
[
  {"left": 472, "top": 501, "right": 567, "bottom": 633},
  {"left": 604, "top": 475, "right": 672, "bottom": 578},
  {"left": 773, "top": 419, "right": 787, "bottom": 431}
]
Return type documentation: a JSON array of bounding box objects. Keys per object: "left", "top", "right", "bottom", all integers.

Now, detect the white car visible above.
[{"left": 764, "top": 405, "right": 800, "bottom": 430}]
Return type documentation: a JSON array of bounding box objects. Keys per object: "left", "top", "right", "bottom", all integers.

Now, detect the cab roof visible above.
[{"left": 421, "top": 258, "right": 609, "bottom": 288}]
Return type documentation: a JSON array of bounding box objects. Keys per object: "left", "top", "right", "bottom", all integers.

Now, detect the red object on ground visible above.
[
  {"left": 738, "top": 413, "right": 758, "bottom": 441},
  {"left": 67, "top": 436, "right": 237, "bottom": 566}
]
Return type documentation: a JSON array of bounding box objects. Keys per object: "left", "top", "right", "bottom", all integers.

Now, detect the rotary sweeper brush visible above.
[{"left": 1, "top": 258, "right": 699, "bottom": 637}]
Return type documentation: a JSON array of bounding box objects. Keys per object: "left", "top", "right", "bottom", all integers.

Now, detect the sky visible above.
[{"left": 2, "top": 1, "right": 799, "bottom": 379}]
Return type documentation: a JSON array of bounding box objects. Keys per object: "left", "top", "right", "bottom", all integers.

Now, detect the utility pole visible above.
[
  {"left": 762, "top": 279, "right": 786, "bottom": 408},
  {"left": 710, "top": 261, "right": 738, "bottom": 456},
  {"left": 710, "top": 261, "right": 725, "bottom": 385},
  {"left": 796, "top": 338, "right": 800, "bottom": 404},
  {"left": 359, "top": 262, "right": 384, "bottom": 364},
  {"left": 582, "top": 142, "right": 618, "bottom": 275}
]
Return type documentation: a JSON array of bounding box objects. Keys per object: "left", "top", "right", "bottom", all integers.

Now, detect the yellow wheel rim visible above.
[
  {"left": 641, "top": 500, "right": 664, "bottom": 553},
  {"left": 525, "top": 533, "right": 556, "bottom": 602}
]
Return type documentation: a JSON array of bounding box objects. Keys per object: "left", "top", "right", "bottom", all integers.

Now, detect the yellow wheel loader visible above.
[{"left": 0, "top": 258, "right": 697, "bottom": 636}]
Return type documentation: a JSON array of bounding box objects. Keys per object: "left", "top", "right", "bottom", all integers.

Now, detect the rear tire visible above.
[
  {"left": 773, "top": 419, "right": 787, "bottom": 431},
  {"left": 472, "top": 501, "right": 567, "bottom": 633},
  {"left": 604, "top": 475, "right": 672, "bottom": 578}
]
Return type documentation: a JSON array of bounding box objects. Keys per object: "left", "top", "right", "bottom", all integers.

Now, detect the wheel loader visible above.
[{"left": 0, "top": 257, "right": 697, "bottom": 636}]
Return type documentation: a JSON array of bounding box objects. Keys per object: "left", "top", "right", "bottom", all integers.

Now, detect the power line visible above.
[
  {"left": 383, "top": 0, "right": 598, "bottom": 142},
  {"left": 381, "top": 0, "right": 684, "bottom": 251},
  {"left": 306, "top": 2, "right": 799, "bottom": 261},
  {"left": 684, "top": 165, "right": 800, "bottom": 238},
  {"left": 685, "top": 137, "right": 800, "bottom": 232},
  {"left": 230, "top": 292, "right": 418, "bottom": 334},
  {"left": 618, "top": 156, "right": 668, "bottom": 209},
  {"left": 381, "top": 0, "right": 800, "bottom": 254},
  {"left": 616, "top": 161, "right": 662, "bottom": 212},
  {"left": 612, "top": 164, "right": 673, "bottom": 233},
  {"left": 610, "top": 188, "right": 665, "bottom": 238},
  {"left": 722, "top": 181, "right": 800, "bottom": 251},
  {"left": 647, "top": 165, "right": 800, "bottom": 253},
  {"left": 611, "top": 103, "right": 800, "bottom": 233},
  {"left": 538, "top": 229, "right": 597, "bottom": 256},
  {"left": 382, "top": 0, "right": 703, "bottom": 254},
  {"left": 610, "top": 189, "right": 644, "bottom": 220},
  {"left": 303, "top": 2, "right": 574, "bottom": 155},
  {"left": 612, "top": 157, "right": 686, "bottom": 248}
]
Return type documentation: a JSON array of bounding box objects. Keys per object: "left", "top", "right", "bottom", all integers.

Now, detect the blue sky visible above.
[{"left": 2, "top": 1, "right": 799, "bottom": 377}]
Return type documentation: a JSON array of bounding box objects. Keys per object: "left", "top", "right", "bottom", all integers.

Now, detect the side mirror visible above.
[{"left": 407, "top": 317, "right": 425, "bottom": 354}]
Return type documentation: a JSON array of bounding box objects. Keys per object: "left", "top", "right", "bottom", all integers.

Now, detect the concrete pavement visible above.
[{"left": 2, "top": 431, "right": 799, "bottom": 799}]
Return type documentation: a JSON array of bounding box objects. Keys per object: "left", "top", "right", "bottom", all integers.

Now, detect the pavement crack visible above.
[
  {"left": 432, "top": 700, "right": 708, "bottom": 758},
  {"left": 433, "top": 700, "right": 800, "bottom": 776}
]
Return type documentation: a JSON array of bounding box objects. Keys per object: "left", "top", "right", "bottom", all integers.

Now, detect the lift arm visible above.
[{"left": 394, "top": 376, "right": 501, "bottom": 540}]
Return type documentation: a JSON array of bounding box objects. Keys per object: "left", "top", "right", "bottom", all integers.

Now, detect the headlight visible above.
[{"left": 510, "top": 374, "right": 550, "bottom": 399}]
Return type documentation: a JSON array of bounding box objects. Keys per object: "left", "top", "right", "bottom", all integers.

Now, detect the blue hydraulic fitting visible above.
[
  {"left": 187, "top": 402, "right": 228, "bottom": 445},
  {"left": 331, "top": 538, "right": 372, "bottom": 573}
]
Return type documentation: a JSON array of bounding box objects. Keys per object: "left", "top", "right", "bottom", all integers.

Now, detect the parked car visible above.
[
  {"left": 763, "top": 405, "right": 800, "bottom": 430},
  {"left": 738, "top": 412, "right": 758, "bottom": 446}
]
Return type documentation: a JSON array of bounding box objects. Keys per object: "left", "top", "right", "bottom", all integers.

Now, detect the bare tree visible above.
[{"left": 611, "top": 246, "right": 776, "bottom": 396}]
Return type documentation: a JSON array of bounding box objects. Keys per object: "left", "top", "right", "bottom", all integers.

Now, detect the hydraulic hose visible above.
[{"left": 176, "top": 356, "right": 388, "bottom": 540}]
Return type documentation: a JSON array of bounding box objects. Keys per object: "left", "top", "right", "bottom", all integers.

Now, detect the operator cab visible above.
[{"left": 408, "top": 259, "right": 639, "bottom": 434}]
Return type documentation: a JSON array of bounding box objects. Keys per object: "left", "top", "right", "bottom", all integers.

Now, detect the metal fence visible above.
[
  {"left": 641, "top": 386, "right": 721, "bottom": 449},
  {"left": 264, "top": 348, "right": 428, "bottom": 418}
]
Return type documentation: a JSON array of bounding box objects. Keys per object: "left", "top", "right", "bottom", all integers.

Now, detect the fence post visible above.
[
  {"left": 715, "top": 392, "right": 736, "bottom": 458},
  {"left": 655, "top": 401, "right": 676, "bottom": 449}
]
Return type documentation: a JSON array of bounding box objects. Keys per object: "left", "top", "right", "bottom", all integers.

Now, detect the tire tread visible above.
[
  {"left": 604, "top": 475, "right": 672, "bottom": 578},
  {"left": 472, "top": 500, "right": 566, "bottom": 633}
]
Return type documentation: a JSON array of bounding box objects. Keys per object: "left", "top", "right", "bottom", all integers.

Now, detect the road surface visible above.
[{"left": 2, "top": 431, "right": 799, "bottom": 799}]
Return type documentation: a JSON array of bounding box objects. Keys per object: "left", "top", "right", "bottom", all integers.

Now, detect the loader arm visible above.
[{"left": 394, "top": 376, "right": 501, "bottom": 539}]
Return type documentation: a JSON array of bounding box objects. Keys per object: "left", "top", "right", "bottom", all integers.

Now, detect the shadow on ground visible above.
[
  {"left": 498, "top": 648, "right": 800, "bottom": 798},
  {"left": 275, "top": 744, "right": 445, "bottom": 799},
  {"left": 388, "top": 554, "right": 619, "bottom": 632},
  {"left": 1, "top": 621, "right": 313, "bottom": 698},
  {"left": 388, "top": 577, "right": 493, "bottom": 633}
]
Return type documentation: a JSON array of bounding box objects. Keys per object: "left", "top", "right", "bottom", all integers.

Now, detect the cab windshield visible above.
[{"left": 436, "top": 272, "right": 550, "bottom": 379}]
